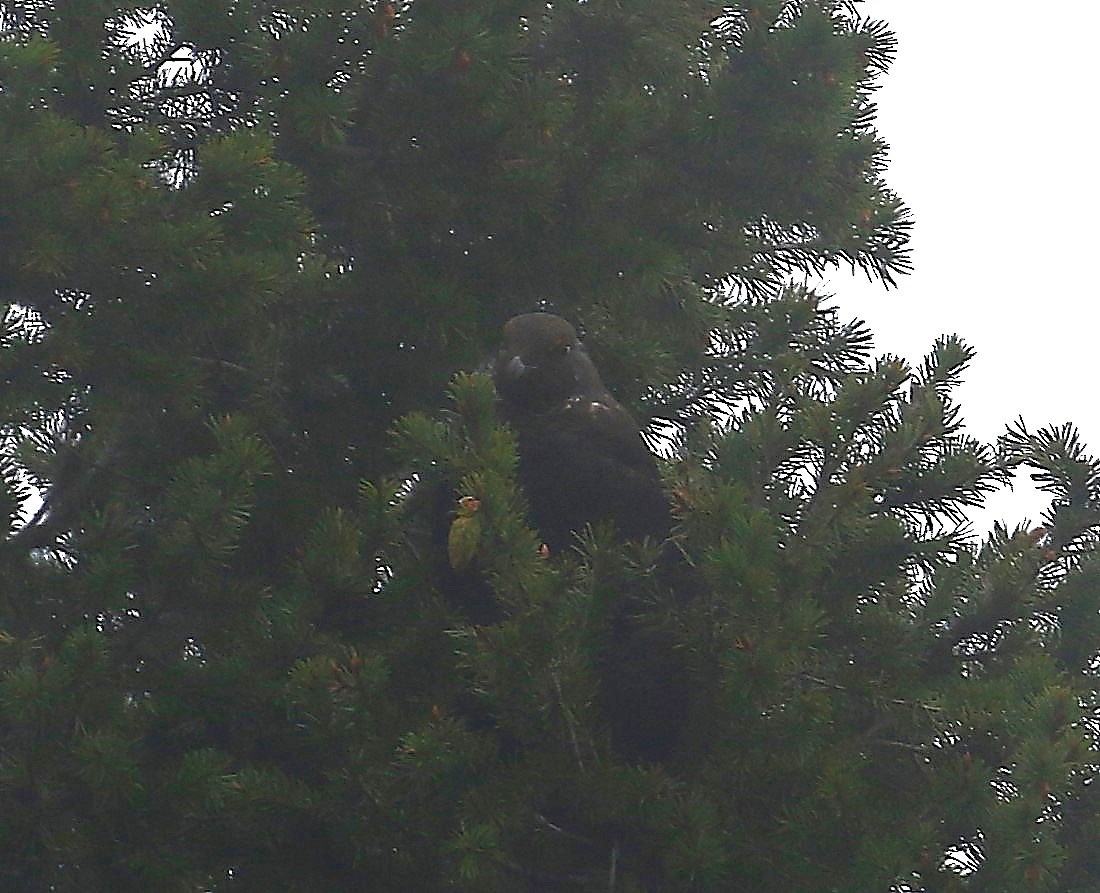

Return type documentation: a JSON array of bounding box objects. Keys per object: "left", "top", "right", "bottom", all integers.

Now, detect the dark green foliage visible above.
[{"left": 2, "top": 2, "right": 1098, "bottom": 891}]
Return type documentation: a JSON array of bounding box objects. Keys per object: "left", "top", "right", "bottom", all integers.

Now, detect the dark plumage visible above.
[
  {"left": 493, "top": 313, "right": 671, "bottom": 551},
  {"left": 494, "top": 313, "right": 686, "bottom": 763}
]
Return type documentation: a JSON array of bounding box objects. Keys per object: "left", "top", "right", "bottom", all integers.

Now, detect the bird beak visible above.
[{"left": 504, "top": 355, "right": 530, "bottom": 377}]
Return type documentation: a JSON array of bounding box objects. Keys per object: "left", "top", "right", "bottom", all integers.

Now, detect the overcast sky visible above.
[{"left": 822, "top": 2, "right": 1100, "bottom": 532}]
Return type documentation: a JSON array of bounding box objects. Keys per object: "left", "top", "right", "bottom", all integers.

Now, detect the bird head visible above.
[{"left": 494, "top": 313, "right": 605, "bottom": 415}]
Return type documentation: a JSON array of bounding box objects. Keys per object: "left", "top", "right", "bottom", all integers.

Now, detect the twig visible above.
[
  {"left": 883, "top": 739, "right": 930, "bottom": 753},
  {"left": 534, "top": 812, "right": 596, "bottom": 846},
  {"left": 553, "top": 668, "right": 586, "bottom": 773}
]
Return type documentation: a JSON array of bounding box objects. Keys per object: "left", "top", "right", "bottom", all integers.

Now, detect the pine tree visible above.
[{"left": 2, "top": 2, "right": 1098, "bottom": 891}]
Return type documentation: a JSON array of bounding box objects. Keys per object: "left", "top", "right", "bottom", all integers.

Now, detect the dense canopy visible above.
[{"left": 2, "top": 2, "right": 1100, "bottom": 891}]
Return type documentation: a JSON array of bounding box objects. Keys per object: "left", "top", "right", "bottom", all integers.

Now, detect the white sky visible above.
[{"left": 823, "top": 2, "right": 1100, "bottom": 532}]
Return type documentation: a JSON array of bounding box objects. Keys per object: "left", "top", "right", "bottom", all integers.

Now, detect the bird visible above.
[
  {"left": 492, "top": 312, "right": 671, "bottom": 552},
  {"left": 493, "top": 313, "right": 687, "bottom": 763}
]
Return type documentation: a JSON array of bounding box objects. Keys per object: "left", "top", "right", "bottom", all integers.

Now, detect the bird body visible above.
[
  {"left": 492, "top": 313, "right": 670, "bottom": 551},
  {"left": 490, "top": 313, "right": 689, "bottom": 763}
]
